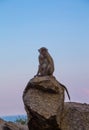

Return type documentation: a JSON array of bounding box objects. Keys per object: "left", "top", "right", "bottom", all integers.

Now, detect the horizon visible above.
[
  {"left": 0, "top": 114, "right": 27, "bottom": 122},
  {"left": 0, "top": 0, "right": 89, "bottom": 116}
]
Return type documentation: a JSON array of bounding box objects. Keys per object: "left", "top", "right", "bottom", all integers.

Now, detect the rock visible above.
[
  {"left": 0, "top": 118, "right": 28, "bottom": 130},
  {"left": 0, "top": 119, "right": 4, "bottom": 130},
  {"left": 23, "top": 76, "right": 64, "bottom": 130},
  {"left": 23, "top": 76, "right": 89, "bottom": 130},
  {"left": 0, "top": 119, "right": 19, "bottom": 130},
  {"left": 60, "top": 102, "right": 89, "bottom": 130}
]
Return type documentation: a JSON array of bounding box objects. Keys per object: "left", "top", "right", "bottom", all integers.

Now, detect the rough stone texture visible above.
[
  {"left": 23, "top": 76, "right": 89, "bottom": 130},
  {"left": 0, "top": 118, "right": 28, "bottom": 130},
  {"left": 23, "top": 76, "right": 64, "bottom": 130},
  {"left": 60, "top": 102, "right": 89, "bottom": 130}
]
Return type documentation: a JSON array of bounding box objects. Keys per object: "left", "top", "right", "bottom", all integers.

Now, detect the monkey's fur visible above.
[{"left": 36, "top": 47, "right": 54, "bottom": 76}]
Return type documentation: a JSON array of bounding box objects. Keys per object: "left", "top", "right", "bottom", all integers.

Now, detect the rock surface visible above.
[
  {"left": 0, "top": 118, "right": 28, "bottom": 130},
  {"left": 23, "top": 76, "right": 64, "bottom": 130},
  {"left": 23, "top": 76, "right": 89, "bottom": 130},
  {"left": 60, "top": 102, "right": 89, "bottom": 130}
]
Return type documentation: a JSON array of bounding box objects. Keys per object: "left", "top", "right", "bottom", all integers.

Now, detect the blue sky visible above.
[{"left": 0, "top": 0, "right": 89, "bottom": 116}]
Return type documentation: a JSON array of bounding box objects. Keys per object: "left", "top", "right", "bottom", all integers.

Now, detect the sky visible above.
[{"left": 0, "top": 0, "right": 89, "bottom": 116}]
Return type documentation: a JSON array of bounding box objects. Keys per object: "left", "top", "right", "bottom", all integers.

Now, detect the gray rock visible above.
[
  {"left": 60, "top": 102, "right": 89, "bottom": 130},
  {"left": 23, "top": 76, "right": 64, "bottom": 130},
  {"left": 23, "top": 76, "right": 89, "bottom": 130}
]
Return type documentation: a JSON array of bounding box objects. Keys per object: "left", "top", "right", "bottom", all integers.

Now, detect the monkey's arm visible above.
[{"left": 34, "top": 55, "right": 41, "bottom": 77}]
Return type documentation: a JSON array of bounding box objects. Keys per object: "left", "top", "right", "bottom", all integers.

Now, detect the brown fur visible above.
[{"left": 36, "top": 47, "right": 54, "bottom": 76}]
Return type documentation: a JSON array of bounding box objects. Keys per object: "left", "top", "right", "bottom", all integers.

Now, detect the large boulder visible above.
[
  {"left": 23, "top": 76, "right": 89, "bottom": 130},
  {"left": 60, "top": 102, "right": 89, "bottom": 130},
  {"left": 23, "top": 76, "right": 64, "bottom": 130}
]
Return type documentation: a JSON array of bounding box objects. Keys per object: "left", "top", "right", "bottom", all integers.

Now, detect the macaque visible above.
[{"left": 36, "top": 47, "right": 54, "bottom": 76}]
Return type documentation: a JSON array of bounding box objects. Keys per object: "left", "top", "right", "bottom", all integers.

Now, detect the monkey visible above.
[
  {"left": 34, "top": 47, "right": 70, "bottom": 100},
  {"left": 35, "top": 47, "right": 54, "bottom": 76}
]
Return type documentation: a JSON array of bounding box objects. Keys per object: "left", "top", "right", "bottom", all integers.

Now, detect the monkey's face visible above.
[
  {"left": 42, "top": 50, "right": 46, "bottom": 55},
  {"left": 38, "top": 48, "right": 47, "bottom": 57}
]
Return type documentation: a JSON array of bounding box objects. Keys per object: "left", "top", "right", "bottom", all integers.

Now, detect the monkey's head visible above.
[{"left": 38, "top": 47, "right": 48, "bottom": 56}]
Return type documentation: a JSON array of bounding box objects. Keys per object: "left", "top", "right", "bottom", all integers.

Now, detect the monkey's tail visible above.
[{"left": 59, "top": 83, "right": 71, "bottom": 101}]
